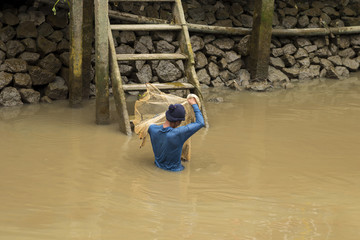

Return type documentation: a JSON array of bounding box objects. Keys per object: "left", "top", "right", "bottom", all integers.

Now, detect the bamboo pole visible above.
[
  {"left": 94, "top": 0, "right": 110, "bottom": 124},
  {"left": 36, "top": 1, "right": 360, "bottom": 37},
  {"left": 82, "top": 0, "right": 94, "bottom": 99},
  {"left": 69, "top": 0, "right": 83, "bottom": 107},
  {"left": 108, "top": 20, "right": 132, "bottom": 136}
]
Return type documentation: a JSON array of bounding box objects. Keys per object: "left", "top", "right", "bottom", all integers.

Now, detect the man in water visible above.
[{"left": 148, "top": 97, "right": 205, "bottom": 171}]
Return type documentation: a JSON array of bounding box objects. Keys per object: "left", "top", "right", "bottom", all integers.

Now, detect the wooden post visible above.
[
  {"left": 82, "top": 0, "right": 94, "bottom": 99},
  {"left": 94, "top": 0, "right": 110, "bottom": 124},
  {"left": 249, "top": 0, "right": 274, "bottom": 80},
  {"left": 69, "top": 0, "right": 83, "bottom": 107}
]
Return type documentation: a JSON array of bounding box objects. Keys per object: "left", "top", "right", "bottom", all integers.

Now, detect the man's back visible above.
[{"left": 148, "top": 104, "right": 204, "bottom": 171}]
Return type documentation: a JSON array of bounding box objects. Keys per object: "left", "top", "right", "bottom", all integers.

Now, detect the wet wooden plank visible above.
[
  {"left": 110, "top": 24, "right": 182, "bottom": 31},
  {"left": 116, "top": 53, "right": 187, "bottom": 61},
  {"left": 123, "top": 83, "right": 194, "bottom": 91}
]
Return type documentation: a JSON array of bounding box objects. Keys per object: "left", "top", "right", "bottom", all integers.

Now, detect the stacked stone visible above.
[{"left": 0, "top": 5, "right": 70, "bottom": 107}]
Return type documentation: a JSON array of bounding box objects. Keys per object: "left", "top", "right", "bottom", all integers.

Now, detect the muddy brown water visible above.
[{"left": 1, "top": 76, "right": 360, "bottom": 240}]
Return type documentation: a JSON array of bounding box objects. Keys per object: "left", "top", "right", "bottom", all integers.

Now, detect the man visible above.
[{"left": 148, "top": 97, "right": 205, "bottom": 171}]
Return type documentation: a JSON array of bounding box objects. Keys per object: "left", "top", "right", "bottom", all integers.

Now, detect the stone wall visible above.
[{"left": 1, "top": 0, "right": 360, "bottom": 107}]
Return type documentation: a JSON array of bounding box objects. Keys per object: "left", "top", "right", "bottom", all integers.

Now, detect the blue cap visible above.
[{"left": 166, "top": 104, "right": 185, "bottom": 122}]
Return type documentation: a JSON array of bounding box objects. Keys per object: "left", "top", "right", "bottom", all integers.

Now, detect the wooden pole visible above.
[
  {"left": 69, "top": 0, "right": 83, "bottom": 107},
  {"left": 249, "top": 0, "right": 275, "bottom": 80},
  {"left": 94, "top": 0, "right": 110, "bottom": 124},
  {"left": 108, "top": 20, "right": 132, "bottom": 136},
  {"left": 82, "top": 0, "right": 94, "bottom": 99}
]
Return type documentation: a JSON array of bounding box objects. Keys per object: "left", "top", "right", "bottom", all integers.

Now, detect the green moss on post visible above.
[
  {"left": 94, "top": 0, "right": 110, "bottom": 124},
  {"left": 249, "top": 0, "right": 275, "bottom": 81},
  {"left": 69, "top": 0, "right": 83, "bottom": 107}
]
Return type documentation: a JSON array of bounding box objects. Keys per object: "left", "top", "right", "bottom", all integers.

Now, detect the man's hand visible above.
[{"left": 187, "top": 97, "right": 197, "bottom": 105}]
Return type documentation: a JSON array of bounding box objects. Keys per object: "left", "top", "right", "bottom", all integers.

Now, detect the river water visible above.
[{"left": 1, "top": 76, "right": 360, "bottom": 240}]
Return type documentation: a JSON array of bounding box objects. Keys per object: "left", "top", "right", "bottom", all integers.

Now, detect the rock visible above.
[
  {"left": 309, "top": 65, "right": 321, "bottom": 78},
  {"left": 284, "top": 7, "right": 298, "bottom": 16},
  {"left": 19, "top": 52, "right": 40, "bottom": 64},
  {"left": 118, "top": 31, "right": 136, "bottom": 44},
  {"left": 219, "top": 70, "right": 235, "bottom": 82},
  {"left": 320, "top": 58, "right": 334, "bottom": 69},
  {"left": 227, "top": 59, "right": 243, "bottom": 73},
  {"left": 3, "top": 58, "right": 27, "bottom": 73},
  {"left": 28, "top": 66, "right": 56, "bottom": 85},
  {"left": 0, "top": 50, "right": 5, "bottom": 64},
  {"left": 134, "top": 41, "right": 149, "bottom": 54},
  {"left": 175, "top": 60, "right": 184, "bottom": 73},
  {"left": 153, "top": 31, "right": 177, "bottom": 42},
  {"left": 45, "top": 76, "right": 68, "bottom": 100},
  {"left": 299, "top": 57, "right": 310, "bottom": 67},
  {"left": 135, "top": 60, "right": 146, "bottom": 72},
  {"left": 282, "top": 16, "right": 297, "bottom": 28},
  {"left": 213, "top": 38, "right": 234, "bottom": 50},
  {"left": 2, "top": 11, "right": 19, "bottom": 26},
  {"left": 282, "top": 54, "right": 296, "bottom": 67},
  {"left": 19, "top": 89, "right": 40, "bottom": 103},
  {"left": 328, "top": 56, "right": 342, "bottom": 66},
  {"left": 231, "top": 3, "right": 244, "bottom": 17},
  {"left": 59, "top": 52, "right": 70, "bottom": 67},
  {"left": 320, "top": 13, "right": 331, "bottom": 25},
  {"left": 304, "top": 45, "right": 317, "bottom": 53},
  {"left": 0, "top": 26, "right": 16, "bottom": 43},
  {"left": 205, "top": 44, "right": 225, "bottom": 57},
  {"left": 294, "top": 48, "right": 308, "bottom": 59},
  {"left": 207, "top": 62, "right": 219, "bottom": 78},
  {"left": 6, "top": 40, "right": 25, "bottom": 58},
  {"left": 40, "top": 96, "right": 52, "bottom": 103},
  {"left": 14, "top": 73, "right": 31, "bottom": 88},
  {"left": 156, "top": 60, "right": 182, "bottom": 82},
  {"left": 312, "top": 1, "right": 325, "bottom": 9},
  {"left": 225, "top": 51, "right": 241, "bottom": 63},
  {"left": 116, "top": 44, "right": 135, "bottom": 54},
  {"left": 155, "top": 40, "right": 175, "bottom": 53},
  {"left": 342, "top": 7, "right": 356, "bottom": 16},
  {"left": 204, "top": 35, "right": 215, "bottom": 44},
  {"left": 313, "top": 38, "right": 326, "bottom": 48},
  {"left": 57, "top": 39, "right": 69, "bottom": 52},
  {"left": 322, "top": 7, "right": 339, "bottom": 17},
  {"left": 335, "top": 66, "right": 349, "bottom": 78},
  {"left": 296, "top": 38, "right": 312, "bottom": 47},
  {"left": 195, "top": 51, "right": 208, "bottom": 69},
  {"left": 249, "top": 83, "right": 272, "bottom": 92},
  {"left": 312, "top": 56, "right": 320, "bottom": 64},
  {"left": 0, "top": 87, "right": 23, "bottom": 106},
  {"left": 324, "top": 67, "right": 340, "bottom": 79},
  {"left": 37, "top": 36, "right": 57, "bottom": 56},
  {"left": 282, "top": 43, "right": 297, "bottom": 55},
  {"left": 218, "top": 58, "right": 227, "bottom": 69},
  {"left": 136, "top": 64, "right": 152, "bottom": 84},
  {"left": 268, "top": 66, "right": 289, "bottom": 82},
  {"left": 350, "top": 35, "right": 360, "bottom": 46},
  {"left": 38, "top": 53, "right": 62, "bottom": 74},
  {"left": 139, "top": 36, "right": 154, "bottom": 52},
  {"left": 190, "top": 35, "right": 204, "bottom": 52},
  {"left": 298, "top": 15, "right": 309, "bottom": 28},
  {"left": 0, "top": 71, "right": 13, "bottom": 89},
  {"left": 48, "top": 30, "right": 63, "bottom": 43},
  {"left": 0, "top": 41, "right": 6, "bottom": 52},
  {"left": 38, "top": 22, "right": 54, "bottom": 37},
  {"left": 342, "top": 58, "right": 359, "bottom": 71},
  {"left": 119, "top": 65, "right": 133, "bottom": 76},
  {"left": 270, "top": 57, "right": 285, "bottom": 68},
  {"left": 272, "top": 48, "right": 283, "bottom": 57},
  {"left": 28, "top": 11, "right": 45, "bottom": 26},
  {"left": 21, "top": 38, "right": 37, "bottom": 52},
  {"left": 238, "top": 69, "right": 251, "bottom": 82},
  {"left": 337, "top": 36, "right": 350, "bottom": 49},
  {"left": 16, "top": 21, "right": 38, "bottom": 39},
  {"left": 338, "top": 48, "right": 356, "bottom": 58},
  {"left": 208, "top": 96, "right": 224, "bottom": 102},
  {"left": 197, "top": 68, "right": 211, "bottom": 85},
  {"left": 240, "top": 14, "right": 253, "bottom": 28},
  {"left": 216, "top": 8, "right": 230, "bottom": 20},
  {"left": 210, "top": 77, "right": 224, "bottom": 87},
  {"left": 303, "top": 8, "right": 322, "bottom": 17},
  {"left": 188, "top": 8, "right": 205, "bottom": 21},
  {"left": 235, "top": 35, "right": 250, "bottom": 56},
  {"left": 316, "top": 47, "right": 331, "bottom": 58},
  {"left": 282, "top": 67, "right": 300, "bottom": 78},
  {"left": 46, "top": 10, "right": 68, "bottom": 29}
]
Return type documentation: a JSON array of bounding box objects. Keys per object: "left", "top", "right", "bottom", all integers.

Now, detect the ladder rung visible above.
[
  {"left": 109, "top": 0, "right": 174, "bottom": 2},
  {"left": 123, "top": 83, "right": 194, "bottom": 91},
  {"left": 111, "top": 24, "right": 182, "bottom": 31},
  {"left": 117, "top": 53, "right": 187, "bottom": 61}
]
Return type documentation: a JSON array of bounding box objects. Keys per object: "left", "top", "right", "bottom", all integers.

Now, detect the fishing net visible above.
[{"left": 133, "top": 84, "right": 201, "bottom": 161}]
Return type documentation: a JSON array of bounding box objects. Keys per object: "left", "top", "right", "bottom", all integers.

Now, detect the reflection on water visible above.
[{"left": 1, "top": 76, "right": 360, "bottom": 240}]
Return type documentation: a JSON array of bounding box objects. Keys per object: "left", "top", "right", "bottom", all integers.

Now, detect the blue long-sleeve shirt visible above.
[{"left": 148, "top": 104, "right": 205, "bottom": 171}]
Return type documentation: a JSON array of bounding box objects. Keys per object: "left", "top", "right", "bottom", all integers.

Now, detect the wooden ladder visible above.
[{"left": 107, "top": 0, "right": 209, "bottom": 135}]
